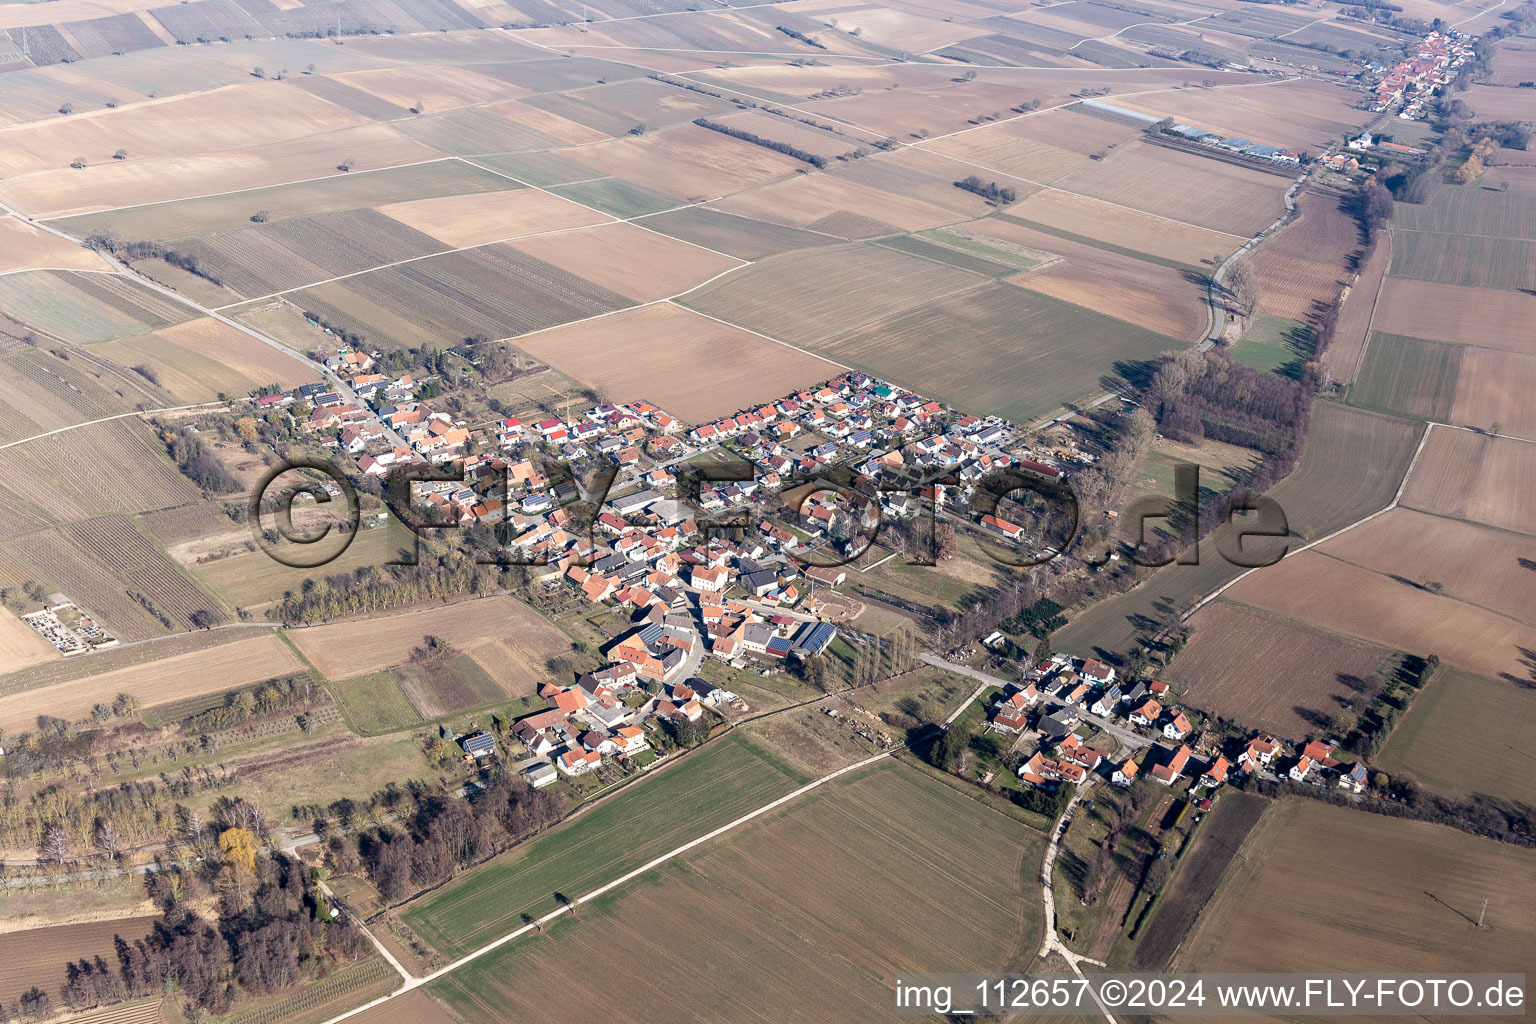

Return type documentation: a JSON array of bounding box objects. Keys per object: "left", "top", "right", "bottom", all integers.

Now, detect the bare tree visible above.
[
  {"left": 94, "top": 818, "right": 121, "bottom": 860},
  {"left": 1226, "top": 258, "right": 1259, "bottom": 318},
  {"left": 39, "top": 824, "right": 67, "bottom": 863}
]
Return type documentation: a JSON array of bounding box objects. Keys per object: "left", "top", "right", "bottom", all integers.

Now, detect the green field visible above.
[
  {"left": 471, "top": 151, "right": 603, "bottom": 187},
  {"left": 93, "top": 329, "right": 261, "bottom": 402},
  {"left": 1377, "top": 666, "right": 1536, "bottom": 805},
  {"left": 1231, "top": 315, "right": 1311, "bottom": 375},
  {"left": 813, "top": 281, "right": 1178, "bottom": 423},
  {"left": 403, "top": 732, "right": 808, "bottom": 958},
  {"left": 873, "top": 233, "right": 1028, "bottom": 277},
  {"left": 428, "top": 761, "right": 1045, "bottom": 1023},
  {"left": 1349, "top": 331, "right": 1463, "bottom": 420},
  {"left": 523, "top": 78, "right": 735, "bottom": 137},
  {"left": 0, "top": 270, "right": 193, "bottom": 343},
  {"left": 548, "top": 176, "right": 679, "bottom": 218},
  {"left": 1389, "top": 229, "right": 1536, "bottom": 291},
  {"left": 393, "top": 107, "right": 565, "bottom": 156},
  {"left": 55, "top": 160, "right": 519, "bottom": 242},
  {"left": 331, "top": 670, "right": 422, "bottom": 734},
  {"left": 192, "top": 520, "right": 415, "bottom": 609},
  {"left": 1058, "top": 401, "right": 1423, "bottom": 658}
]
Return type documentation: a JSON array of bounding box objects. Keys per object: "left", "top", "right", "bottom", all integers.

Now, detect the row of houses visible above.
[{"left": 1370, "top": 29, "right": 1476, "bottom": 118}]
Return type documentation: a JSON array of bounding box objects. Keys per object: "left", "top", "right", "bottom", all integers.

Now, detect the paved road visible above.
[{"left": 918, "top": 655, "right": 1152, "bottom": 751}]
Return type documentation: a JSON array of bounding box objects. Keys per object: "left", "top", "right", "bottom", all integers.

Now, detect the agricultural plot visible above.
[
  {"left": 429, "top": 762, "right": 1044, "bottom": 1024},
  {"left": 393, "top": 105, "right": 571, "bottom": 156},
  {"left": 0, "top": 415, "right": 198, "bottom": 522},
  {"left": 548, "top": 176, "right": 680, "bottom": 219},
  {"left": 1249, "top": 185, "right": 1360, "bottom": 322},
  {"left": 1449, "top": 346, "right": 1536, "bottom": 437},
  {"left": 405, "top": 733, "right": 810, "bottom": 957},
  {"left": 1378, "top": 666, "right": 1536, "bottom": 804},
  {"left": 0, "top": 918, "right": 158, "bottom": 1008},
  {"left": 55, "top": 160, "right": 519, "bottom": 242},
  {"left": 925, "top": 109, "right": 1142, "bottom": 185},
  {"left": 873, "top": 234, "right": 1026, "bottom": 277},
  {"left": 1229, "top": 315, "right": 1311, "bottom": 374},
  {"left": 4, "top": 122, "right": 442, "bottom": 220},
  {"left": 1223, "top": 549, "right": 1536, "bottom": 681},
  {"left": 140, "top": 502, "right": 233, "bottom": 547},
  {"left": 0, "top": 216, "right": 105, "bottom": 274},
  {"left": 1172, "top": 600, "right": 1393, "bottom": 740},
  {"left": 189, "top": 520, "right": 415, "bottom": 611},
  {"left": 1370, "top": 278, "right": 1536, "bottom": 353},
  {"left": 1112, "top": 77, "right": 1369, "bottom": 152},
  {"left": 336, "top": 65, "right": 523, "bottom": 112},
  {"left": 290, "top": 243, "right": 634, "bottom": 350},
  {"left": 1319, "top": 507, "right": 1536, "bottom": 629},
  {"left": 638, "top": 206, "right": 840, "bottom": 260},
  {"left": 0, "top": 608, "right": 58, "bottom": 674},
  {"left": 0, "top": 81, "right": 368, "bottom": 181},
  {"left": 1392, "top": 180, "right": 1536, "bottom": 239},
  {"left": 507, "top": 221, "right": 740, "bottom": 302},
  {"left": 291, "top": 74, "right": 413, "bottom": 122},
  {"left": 557, "top": 123, "right": 805, "bottom": 202},
  {"left": 63, "top": 513, "right": 224, "bottom": 626},
  {"left": 379, "top": 188, "right": 608, "bottom": 249},
  {"left": 472, "top": 56, "right": 650, "bottom": 95},
  {"left": 331, "top": 671, "right": 424, "bottom": 734},
  {"left": 816, "top": 282, "right": 1178, "bottom": 423},
  {"left": 1053, "top": 140, "right": 1286, "bottom": 237},
  {"left": 1322, "top": 223, "right": 1389, "bottom": 383},
  {"left": 0, "top": 633, "right": 301, "bottom": 732},
  {"left": 516, "top": 302, "right": 842, "bottom": 424},
  {"left": 523, "top": 77, "right": 738, "bottom": 137},
  {"left": 173, "top": 208, "right": 449, "bottom": 299},
  {"left": 1010, "top": 248, "right": 1207, "bottom": 339},
  {"left": 685, "top": 242, "right": 986, "bottom": 345},
  {"left": 710, "top": 167, "right": 972, "bottom": 234},
  {"left": 99, "top": 316, "right": 311, "bottom": 402},
  {"left": 1401, "top": 428, "right": 1536, "bottom": 537},
  {"left": 0, "top": 347, "right": 132, "bottom": 432},
  {"left": 1002, "top": 191, "right": 1238, "bottom": 267},
  {"left": 0, "top": 269, "right": 192, "bottom": 343},
  {"left": 286, "top": 595, "right": 566, "bottom": 693},
  {"left": 1349, "top": 332, "right": 1463, "bottom": 420},
  {"left": 1388, "top": 229, "right": 1536, "bottom": 291},
  {"left": 468, "top": 151, "right": 603, "bottom": 188},
  {"left": 1175, "top": 800, "right": 1536, "bottom": 976}
]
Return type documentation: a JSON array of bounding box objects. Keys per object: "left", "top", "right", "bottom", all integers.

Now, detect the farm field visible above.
[
  {"left": 0, "top": 917, "right": 158, "bottom": 1008},
  {"left": 515, "top": 302, "right": 843, "bottom": 424},
  {"left": 0, "top": 416, "right": 199, "bottom": 526},
  {"left": 0, "top": 215, "right": 105, "bottom": 273},
  {"left": 1348, "top": 331, "right": 1462, "bottom": 420},
  {"left": 1318, "top": 506, "right": 1536, "bottom": 628},
  {"left": 0, "top": 609, "right": 58, "bottom": 674},
  {"left": 1399, "top": 428, "right": 1536, "bottom": 538},
  {"left": 4, "top": 122, "right": 442, "bottom": 219},
  {"left": 1004, "top": 188, "right": 1241, "bottom": 266},
  {"left": 684, "top": 242, "right": 986, "bottom": 345},
  {"left": 345, "top": 990, "right": 457, "bottom": 1024},
  {"left": 1229, "top": 315, "right": 1310, "bottom": 374},
  {"left": 378, "top": 188, "right": 608, "bottom": 248},
  {"left": 1388, "top": 228, "right": 1536, "bottom": 292},
  {"left": 188, "top": 520, "right": 415, "bottom": 610},
  {"left": 0, "top": 348, "right": 137, "bottom": 438},
  {"left": 557, "top": 123, "right": 805, "bottom": 201},
  {"left": 1391, "top": 180, "right": 1536, "bottom": 238},
  {"left": 708, "top": 165, "right": 978, "bottom": 235},
  {"left": 290, "top": 243, "right": 633, "bottom": 351},
  {"left": 814, "top": 282, "right": 1179, "bottom": 423},
  {"left": 404, "top": 732, "right": 810, "bottom": 958},
  {"left": 1249, "top": 185, "right": 1359, "bottom": 322},
  {"left": 1051, "top": 140, "right": 1286, "bottom": 237},
  {"left": 1012, "top": 255, "right": 1206, "bottom": 339},
  {"left": 1449, "top": 346, "right": 1536, "bottom": 437},
  {"left": 0, "top": 269, "right": 192, "bottom": 344},
  {"left": 330, "top": 670, "right": 423, "bottom": 734},
  {"left": 428, "top": 761, "right": 1044, "bottom": 1023},
  {"left": 639, "top": 206, "right": 842, "bottom": 260},
  {"left": 1369, "top": 277, "right": 1536, "bottom": 352},
  {"left": 1171, "top": 600, "right": 1393, "bottom": 740},
  {"left": 1378, "top": 666, "right": 1536, "bottom": 804},
  {"left": 172, "top": 208, "right": 450, "bottom": 299},
  {"left": 1322, "top": 220, "right": 1390, "bottom": 383},
  {"left": 286, "top": 595, "right": 567, "bottom": 693},
  {"left": 53, "top": 160, "right": 520, "bottom": 242},
  {"left": 923, "top": 107, "right": 1142, "bottom": 186},
  {"left": 1222, "top": 549, "right": 1536, "bottom": 681},
  {"left": 507, "top": 221, "right": 740, "bottom": 302},
  {"left": 0, "top": 632, "right": 302, "bottom": 733},
  {"left": 94, "top": 317, "right": 312, "bottom": 403},
  {"left": 1174, "top": 800, "right": 1536, "bottom": 977},
  {"left": 1110, "top": 77, "right": 1368, "bottom": 151}
]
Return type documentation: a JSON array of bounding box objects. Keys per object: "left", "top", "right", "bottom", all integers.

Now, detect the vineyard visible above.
[
  {"left": 0, "top": 417, "right": 199, "bottom": 523},
  {"left": 66, "top": 513, "right": 223, "bottom": 629},
  {"left": 4, "top": 348, "right": 131, "bottom": 426},
  {"left": 3, "top": 528, "right": 171, "bottom": 641},
  {"left": 291, "top": 243, "right": 635, "bottom": 349},
  {"left": 224, "top": 957, "right": 397, "bottom": 1024}
]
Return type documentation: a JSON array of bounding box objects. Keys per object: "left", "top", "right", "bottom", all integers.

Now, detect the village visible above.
[
  {"left": 983, "top": 652, "right": 1372, "bottom": 802},
  {"left": 1369, "top": 28, "right": 1477, "bottom": 118}
]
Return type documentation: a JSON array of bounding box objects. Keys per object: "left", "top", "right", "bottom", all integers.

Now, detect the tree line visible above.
[{"left": 693, "top": 118, "right": 830, "bottom": 169}]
